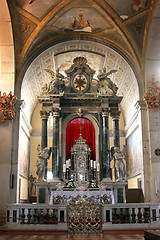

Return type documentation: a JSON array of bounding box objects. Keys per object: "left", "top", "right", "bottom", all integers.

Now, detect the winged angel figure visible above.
[
  {"left": 42, "top": 68, "right": 68, "bottom": 94},
  {"left": 96, "top": 68, "right": 118, "bottom": 95}
]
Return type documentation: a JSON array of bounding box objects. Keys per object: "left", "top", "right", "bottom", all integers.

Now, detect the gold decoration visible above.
[
  {"left": 68, "top": 200, "right": 102, "bottom": 233},
  {"left": 144, "top": 75, "right": 160, "bottom": 112},
  {"left": 73, "top": 74, "right": 87, "bottom": 91},
  {"left": 0, "top": 91, "right": 16, "bottom": 123}
]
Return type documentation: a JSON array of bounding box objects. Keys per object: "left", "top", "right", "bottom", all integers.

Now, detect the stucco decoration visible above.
[{"left": 21, "top": 41, "right": 139, "bottom": 125}]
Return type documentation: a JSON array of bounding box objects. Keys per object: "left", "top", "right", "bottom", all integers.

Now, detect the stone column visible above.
[
  {"left": 52, "top": 109, "right": 60, "bottom": 179},
  {"left": 102, "top": 109, "right": 111, "bottom": 179},
  {"left": 110, "top": 109, "right": 121, "bottom": 149},
  {"left": 40, "top": 111, "right": 49, "bottom": 180}
]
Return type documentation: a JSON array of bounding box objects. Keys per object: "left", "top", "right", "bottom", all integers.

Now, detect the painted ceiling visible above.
[
  {"left": 6, "top": 0, "right": 156, "bottom": 125},
  {"left": 8, "top": 0, "right": 153, "bottom": 70}
]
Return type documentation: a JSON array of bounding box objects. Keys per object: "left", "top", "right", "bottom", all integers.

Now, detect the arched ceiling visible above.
[
  {"left": 21, "top": 41, "right": 139, "bottom": 125},
  {"left": 7, "top": 0, "right": 154, "bottom": 72},
  {"left": 6, "top": 0, "right": 157, "bottom": 126}
]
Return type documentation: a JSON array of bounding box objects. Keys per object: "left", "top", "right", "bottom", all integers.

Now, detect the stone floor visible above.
[{"left": 0, "top": 230, "right": 145, "bottom": 240}]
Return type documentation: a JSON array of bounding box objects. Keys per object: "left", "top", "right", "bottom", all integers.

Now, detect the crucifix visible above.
[{"left": 78, "top": 125, "right": 83, "bottom": 134}]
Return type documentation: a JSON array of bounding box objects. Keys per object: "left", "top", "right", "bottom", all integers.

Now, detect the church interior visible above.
[{"left": 0, "top": 0, "right": 160, "bottom": 237}]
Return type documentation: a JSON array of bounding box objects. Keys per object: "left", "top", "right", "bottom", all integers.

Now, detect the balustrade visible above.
[{"left": 6, "top": 203, "right": 160, "bottom": 230}]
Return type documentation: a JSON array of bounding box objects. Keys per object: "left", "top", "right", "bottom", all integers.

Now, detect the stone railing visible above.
[
  {"left": 103, "top": 203, "right": 160, "bottom": 229},
  {"left": 6, "top": 204, "right": 67, "bottom": 230},
  {"left": 6, "top": 203, "right": 160, "bottom": 230}
]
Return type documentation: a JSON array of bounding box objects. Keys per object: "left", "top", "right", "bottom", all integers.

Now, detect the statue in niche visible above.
[
  {"left": 112, "top": 146, "right": 127, "bottom": 182},
  {"left": 97, "top": 68, "right": 118, "bottom": 95},
  {"left": 36, "top": 144, "right": 51, "bottom": 181},
  {"left": 43, "top": 68, "right": 67, "bottom": 94}
]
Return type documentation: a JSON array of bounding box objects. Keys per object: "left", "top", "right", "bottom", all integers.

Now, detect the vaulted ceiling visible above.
[{"left": 7, "top": 0, "right": 157, "bottom": 124}]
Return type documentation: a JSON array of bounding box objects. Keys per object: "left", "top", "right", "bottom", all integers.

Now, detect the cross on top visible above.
[{"left": 78, "top": 125, "right": 83, "bottom": 133}]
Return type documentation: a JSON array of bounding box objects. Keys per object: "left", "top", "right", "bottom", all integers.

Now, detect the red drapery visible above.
[{"left": 66, "top": 118, "right": 95, "bottom": 160}]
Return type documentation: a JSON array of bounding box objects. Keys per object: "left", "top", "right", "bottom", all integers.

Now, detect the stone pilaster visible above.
[
  {"left": 52, "top": 109, "right": 60, "bottom": 179},
  {"left": 40, "top": 110, "right": 49, "bottom": 180},
  {"left": 102, "top": 109, "right": 111, "bottom": 179},
  {"left": 10, "top": 99, "right": 23, "bottom": 203},
  {"left": 135, "top": 101, "right": 151, "bottom": 202}
]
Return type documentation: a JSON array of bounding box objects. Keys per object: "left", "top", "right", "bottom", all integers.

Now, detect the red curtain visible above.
[{"left": 66, "top": 118, "right": 95, "bottom": 160}]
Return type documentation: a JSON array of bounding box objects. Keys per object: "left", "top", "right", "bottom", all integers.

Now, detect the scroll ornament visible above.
[
  {"left": 0, "top": 91, "right": 16, "bottom": 123},
  {"left": 144, "top": 75, "right": 160, "bottom": 112}
]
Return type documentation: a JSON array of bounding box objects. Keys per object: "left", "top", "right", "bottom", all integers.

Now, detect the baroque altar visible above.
[{"left": 35, "top": 56, "right": 127, "bottom": 207}]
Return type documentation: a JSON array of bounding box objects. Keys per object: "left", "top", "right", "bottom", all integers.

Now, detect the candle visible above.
[
  {"left": 94, "top": 161, "right": 97, "bottom": 169},
  {"left": 66, "top": 160, "right": 69, "bottom": 168},
  {"left": 63, "top": 164, "right": 66, "bottom": 172},
  {"left": 90, "top": 160, "right": 93, "bottom": 168},
  {"left": 97, "top": 163, "right": 100, "bottom": 171},
  {"left": 68, "top": 159, "right": 71, "bottom": 167}
]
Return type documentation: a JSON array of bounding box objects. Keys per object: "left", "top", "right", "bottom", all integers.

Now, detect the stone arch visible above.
[{"left": 61, "top": 113, "right": 100, "bottom": 167}]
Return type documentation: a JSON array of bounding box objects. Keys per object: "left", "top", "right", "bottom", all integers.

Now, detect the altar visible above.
[{"left": 35, "top": 56, "right": 127, "bottom": 213}]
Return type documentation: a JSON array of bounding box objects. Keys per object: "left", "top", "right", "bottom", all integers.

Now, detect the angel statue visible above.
[
  {"left": 43, "top": 68, "right": 67, "bottom": 94},
  {"left": 36, "top": 144, "right": 51, "bottom": 181},
  {"left": 97, "top": 68, "right": 118, "bottom": 95},
  {"left": 111, "top": 145, "right": 127, "bottom": 182}
]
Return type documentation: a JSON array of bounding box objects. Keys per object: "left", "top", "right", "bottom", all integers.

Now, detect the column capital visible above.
[
  {"left": 101, "top": 108, "right": 109, "bottom": 117},
  {"left": 110, "top": 109, "right": 121, "bottom": 120},
  {"left": 40, "top": 110, "right": 50, "bottom": 119},
  {"left": 135, "top": 100, "right": 147, "bottom": 112},
  {"left": 52, "top": 108, "right": 60, "bottom": 117},
  {"left": 15, "top": 99, "right": 24, "bottom": 111}
]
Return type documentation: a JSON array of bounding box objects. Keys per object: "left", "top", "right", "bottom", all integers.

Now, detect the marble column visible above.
[
  {"left": 102, "top": 109, "right": 111, "bottom": 179},
  {"left": 52, "top": 109, "right": 60, "bottom": 179},
  {"left": 111, "top": 110, "right": 121, "bottom": 149},
  {"left": 40, "top": 111, "right": 49, "bottom": 180}
]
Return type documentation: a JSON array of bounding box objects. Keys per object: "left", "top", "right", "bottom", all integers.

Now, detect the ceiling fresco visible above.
[
  {"left": 52, "top": 8, "right": 113, "bottom": 33},
  {"left": 105, "top": 0, "right": 149, "bottom": 19},
  {"left": 16, "top": 0, "right": 59, "bottom": 19},
  {"left": 8, "top": 0, "right": 154, "bottom": 73}
]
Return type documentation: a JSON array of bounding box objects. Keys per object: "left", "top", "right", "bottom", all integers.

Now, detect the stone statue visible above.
[
  {"left": 113, "top": 146, "right": 126, "bottom": 182},
  {"left": 97, "top": 68, "right": 118, "bottom": 95},
  {"left": 44, "top": 68, "right": 66, "bottom": 94},
  {"left": 36, "top": 144, "right": 51, "bottom": 181}
]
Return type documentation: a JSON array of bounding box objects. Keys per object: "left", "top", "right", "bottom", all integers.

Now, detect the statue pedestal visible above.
[
  {"left": 114, "top": 181, "right": 127, "bottom": 203},
  {"left": 35, "top": 179, "right": 62, "bottom": 204}
]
